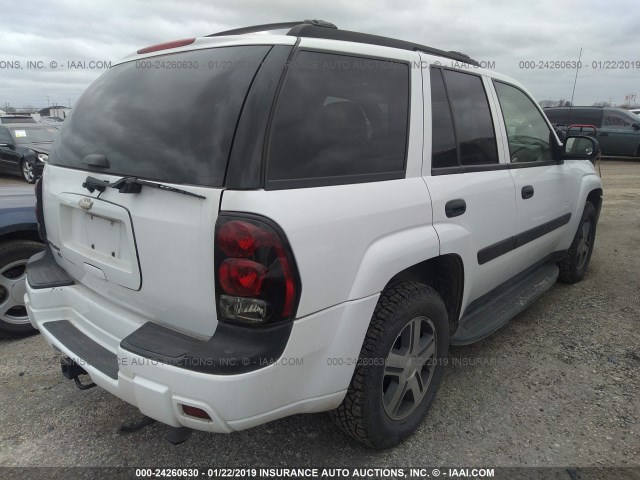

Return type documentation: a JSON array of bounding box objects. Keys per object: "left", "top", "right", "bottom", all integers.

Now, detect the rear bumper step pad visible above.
[
  {"left": 42, "top": 320, "right": 118, "bottom": 379},
  {"left": 26, "top": 246, "right": 75, "bottom": 289}
]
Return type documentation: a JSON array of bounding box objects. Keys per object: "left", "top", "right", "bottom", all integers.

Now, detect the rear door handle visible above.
[
  {"left": 521, "top": 185, "right": 534, "bottom": 199},
  {"left": 445, "top": 199, "right": 466, "bottom": 218}
]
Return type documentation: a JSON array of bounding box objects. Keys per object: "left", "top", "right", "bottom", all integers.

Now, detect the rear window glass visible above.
[
  {"left": 10, "top": 126, "right": 59, "bottom": 144},
  {"left": 429, "top": 68, "right": 458, "bottom": 169},
  {"left": 267, "top": 51, "right": 409, "bottom": 187},
  {"left": 0, "top": 117, "right": 36, "bottom": 124},
  {"left": 49, "top": 46, "right": 271, "bottom": 187},
  {"left": 442, "top": 70, "right": 499, "bottom": 166},
  {"left": 546, "top": 108, "right": 602, "bottom": 127}
]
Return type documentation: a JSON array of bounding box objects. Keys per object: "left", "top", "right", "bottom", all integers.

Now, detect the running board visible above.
[{"left": 450, "top": 262, "right": 559, "bottom": 345}]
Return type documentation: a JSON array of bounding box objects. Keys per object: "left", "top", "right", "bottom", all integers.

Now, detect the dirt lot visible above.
[{"left": 0, "top": 161, "right": 638, "bottom": 469}]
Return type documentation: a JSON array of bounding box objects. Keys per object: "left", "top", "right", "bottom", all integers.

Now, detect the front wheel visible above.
[
  {"left": 21, "top": 159, "right": 36, "bottom": 184},
  {"left": 558, "top": 201, "right": 597, "bottom": 284},
  {"left": 330, "top": 282, "right": 449, "bottom": 449}
]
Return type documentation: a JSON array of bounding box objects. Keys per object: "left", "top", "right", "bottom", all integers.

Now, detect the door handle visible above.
[
  {"left": 521, "top": 185, "right": 534, "bottom": 199},
  {"left": 599, "top": 133, "right": 609, "bottom": 137},
  {"left": 445, "top": 199, "right": 466, "bottom": 218}
]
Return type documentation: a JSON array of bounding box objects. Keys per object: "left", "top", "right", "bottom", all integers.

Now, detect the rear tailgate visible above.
[
  {"left": 43, "top": 166, "right": 222, "bottom": 338},
  {"left": 41, "top": 44, "right": 278, "bottom": 338}
]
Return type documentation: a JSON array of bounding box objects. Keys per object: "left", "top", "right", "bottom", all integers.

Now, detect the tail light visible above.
[
  {"left": 215, "top": 214, "right": 300, "bottom": 326},
  {"left": 35, "top": 177, "right": 46, "bottom": 241}
]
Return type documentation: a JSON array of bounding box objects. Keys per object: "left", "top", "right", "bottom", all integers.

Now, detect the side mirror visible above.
[
  {"left": 563, "top": 135, "right": 600, "bottom": 162},
  {"left": 632, "top": 122, "right": 640, "bottom": 130}
]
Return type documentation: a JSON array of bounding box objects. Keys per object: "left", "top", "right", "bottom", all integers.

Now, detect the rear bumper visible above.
[{"left": 25, "top": 263, "right": 378, "bottom": 433}]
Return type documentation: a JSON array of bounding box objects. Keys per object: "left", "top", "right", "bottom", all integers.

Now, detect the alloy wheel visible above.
[
  {"left": 382, "top": 316, "right": 437, "bottom": 420},
  {"left": 0, "top": 259, "right": 30, "bottom": 324}
]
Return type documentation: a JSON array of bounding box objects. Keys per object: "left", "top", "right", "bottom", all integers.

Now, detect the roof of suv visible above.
[
  {"left": 125, "top": 19, "right": 480, "bottom": 67},
  {"left": 0, "top": 115, "right": 37, "bottom": 124}
]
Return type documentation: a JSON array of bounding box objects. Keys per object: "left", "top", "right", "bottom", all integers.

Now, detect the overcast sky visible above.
[{"left": 1, "top": 0, "right": 639, "bottom": 109}]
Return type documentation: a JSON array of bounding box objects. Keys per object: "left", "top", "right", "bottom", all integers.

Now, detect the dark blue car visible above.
[{"left": 0, "top": 185, "right": 44, "bottom": 335}]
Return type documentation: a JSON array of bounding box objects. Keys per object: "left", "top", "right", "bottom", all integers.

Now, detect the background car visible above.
[
  {"left": 0, "top": 185, "right": 44, "bottom": 336},
  {"left": 0, "top": 115, "right": 37, "bottom": 124},
  {"left": 0, "top": 123, "right": 59, "bottom": 183},
  {"left": 544, "top": 106, "right": 640, "bottom": 157}
]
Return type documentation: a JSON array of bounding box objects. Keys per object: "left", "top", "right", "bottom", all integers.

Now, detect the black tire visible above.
[
  {"left": 558, "top": 201, "right": 597, "bottom": 284},
  {"left": 20, "top": 159, "right": 36, "bottom": 184},
  {"left": 0, "top": 240, "right": 44, "bottom": 335},
  {"left": 330, "top": 281, "right": 449, "bottom": 449}
]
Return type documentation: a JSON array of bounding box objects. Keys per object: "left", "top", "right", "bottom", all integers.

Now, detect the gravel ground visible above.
[{"left": 0, "top": 161, "right": 638, "bottom": 469}]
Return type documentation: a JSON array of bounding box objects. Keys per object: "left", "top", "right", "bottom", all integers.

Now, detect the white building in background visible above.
[
  {"left": 38, "top": 105, "right": 71, "bottom": 120},
  {"left": 0, "top": 109, "right": 6, "bottom": 115}
]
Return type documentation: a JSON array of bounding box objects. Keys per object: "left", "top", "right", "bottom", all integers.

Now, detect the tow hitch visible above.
[
  {"left": 60, "top": 356, "right": 192, "bottom": 444},
  {"left": 60, "top": 357, "right": 96, "bottom": 390}
]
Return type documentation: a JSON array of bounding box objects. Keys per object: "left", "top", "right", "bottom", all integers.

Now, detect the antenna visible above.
[
  {"left": 567, "top": 47, "right": 582, "bottom": 124},
  {"left": 569, "top": 47, "right": 582, "bottom": 106}
]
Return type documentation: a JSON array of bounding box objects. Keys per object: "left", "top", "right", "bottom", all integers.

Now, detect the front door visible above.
[
  {"left": 491, "top": 80, "right": 578, "bottom": 267},
  {"left": 598, "top": 110, "right": 640, "bottom": 156}
]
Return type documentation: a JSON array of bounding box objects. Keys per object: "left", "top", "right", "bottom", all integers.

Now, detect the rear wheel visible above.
[
  {"left": 330, "top": 282, "right": 449, "bottom": 448},
  {"left": 558, "top": 201, "right": 597, "bottom": 284},
  {"left": 0, "top": 241, "right": 44, "bottom": 335}
]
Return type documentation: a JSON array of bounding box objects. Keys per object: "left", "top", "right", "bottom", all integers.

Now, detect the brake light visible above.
[
  {"left": 137, "top": 38, "right": 196, "bottom": 54},
  {"left": 219, "top": 259, "right": 267, "bottom": 296},
  {"left": 215, "top": 215, "right": 300, "bottom": 326},
  {"left": 218, "top": 221, "right": 263, "bottom": 257}
]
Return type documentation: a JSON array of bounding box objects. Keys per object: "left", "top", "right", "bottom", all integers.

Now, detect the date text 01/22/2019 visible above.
[{"left": 518, "top": 59, "right": 640, "bottom": 70}]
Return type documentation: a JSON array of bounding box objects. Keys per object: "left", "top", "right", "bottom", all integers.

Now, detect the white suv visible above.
[{"left": 25, "top": 20, "right": 602, "bottom": 449}]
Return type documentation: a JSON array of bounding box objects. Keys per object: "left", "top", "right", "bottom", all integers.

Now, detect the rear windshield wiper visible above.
[{"left": 82, "top": 176, "right": 206, "bottom": 199}]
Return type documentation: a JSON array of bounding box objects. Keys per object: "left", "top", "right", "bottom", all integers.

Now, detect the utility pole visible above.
[{"left": 47, "top": 96, "right": 50, "bottom": 107}]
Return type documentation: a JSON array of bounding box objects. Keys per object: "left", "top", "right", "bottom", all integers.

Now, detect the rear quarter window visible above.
[
  {"left": 49, "top": 46, "right": 272, "bottom": 187},
  {"left": 547, "top": 108, "right": 602, "bottom": 127},
  {"left": 266, "top": 51, "right": 410, "bottom": 189}
]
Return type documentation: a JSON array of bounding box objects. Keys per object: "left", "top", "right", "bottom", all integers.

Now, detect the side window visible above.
[
  {"left": 493, "top": 81, "right": 554, "bottom": 163},
  {"left": 429, "top": 69, "right": 458, "bottom": 168},
  {"left": 0, "top": 127, "right": 12, "bottom": 144},
  {"left": 603, "top": 112, "right": 631, "bottom": 127},
  {"left": 267, "top": 51, "right": 410, "bottom": 187},
  {"left": 442, "top": 70, "right": 499, "bottom": 166},
  {"left": 572, "top": 109, "right": 603, "bottom": 127},
  {"left": 544, "top": 109, "right": 567, "bottom": 126}
]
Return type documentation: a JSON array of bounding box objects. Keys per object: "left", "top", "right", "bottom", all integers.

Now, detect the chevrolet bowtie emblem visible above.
[{"left": 78, "top": 198, "right": 94, "bottom": 211}]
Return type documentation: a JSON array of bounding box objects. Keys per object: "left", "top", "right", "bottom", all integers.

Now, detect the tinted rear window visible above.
[
  {"left": 545, "top": 108, "right": 602, "bottom": 127},
  {"left": 49, "top": 46, "right": 271, "bottom": 187},
  {"left": 442, "top": 70, "right": 499, "bottom": 166},
  {"left": 430, "top": 69, "right": 458, "bottom": 169},
  {"left": 267, "top": 51, "right": 410, "bottom": 188},
  {"left": 1, "top": 117, "right": 36, "bottom": 124}
]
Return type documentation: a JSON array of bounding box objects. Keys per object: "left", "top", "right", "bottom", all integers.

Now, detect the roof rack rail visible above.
[
  {"left": 207, "top": 20, "right": 479, "bottom": 67},
  {"left": 206, "top": 19, "right": 336, "bottom": 37},
  {"left": 287, "top": 24, "right": 480, "bottom": 66}
]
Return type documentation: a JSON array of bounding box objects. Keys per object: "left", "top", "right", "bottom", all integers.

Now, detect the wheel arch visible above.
[
  {"left": 586, "top": 187, "right": 603, "bottom": 217},
  {"left": 385, "top": 254, "right": 465, "bottom": 335},
  {"left": 0, "top": 226, "right": 41, "bottom": 244}
]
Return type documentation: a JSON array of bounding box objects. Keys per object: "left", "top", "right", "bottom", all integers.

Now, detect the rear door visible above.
[
  {"left": 422, "top": 64, "right": 519, "bottom": 308},
  {"left": 43, "top": 44, "right": 279, "bottom": 338}
]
